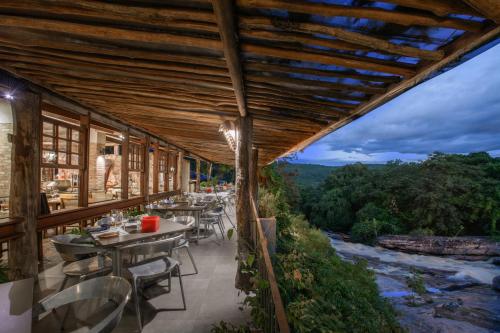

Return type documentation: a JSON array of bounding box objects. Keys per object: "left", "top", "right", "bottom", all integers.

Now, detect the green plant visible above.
[
  {"left": 0, "top": 261, "right": 9, "bottom": 283},
  {"left": 210, "top": 321, "right": 250, "bottom": 333},
  {"left": 406, "top": 268, "right": 426, "bottom": 295},
  {"left": 69, "top": 228, "right": 90, "bottom": 237}
]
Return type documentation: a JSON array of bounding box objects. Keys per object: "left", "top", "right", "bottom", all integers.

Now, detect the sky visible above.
[{"left": 294, "top": 42, "right": 500, "bottom": 166}]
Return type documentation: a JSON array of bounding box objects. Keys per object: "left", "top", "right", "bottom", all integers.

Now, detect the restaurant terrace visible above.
[{"left": 0, "top": 1, "right": 498, "bottom": 332}]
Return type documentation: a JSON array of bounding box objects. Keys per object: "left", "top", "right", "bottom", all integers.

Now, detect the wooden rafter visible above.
[
  {"left": 212, "top": 0, "right": 247, "bottom": 117},
  {"left": 464, "top": 0, "right": 500, "bottom": 23}
]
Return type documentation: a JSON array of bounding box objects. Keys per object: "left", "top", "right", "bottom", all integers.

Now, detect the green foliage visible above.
[
  {"left": 0, "top": 262, "right": 9, "bottom": 283},
  {"left": 210, "top": 321, "right": 250, "bottom": 333},
  {"left": 260, "top": 165, "right": 401, "bottom": 333},
  {"left": 406, "top": 269, "right": 426, "bottom": 296},
  {"left": 297, "top": 152, "right": 500, "bottom": 241},
  {"left": 69, "top": 228, "right": 90, "bottom": 237}
]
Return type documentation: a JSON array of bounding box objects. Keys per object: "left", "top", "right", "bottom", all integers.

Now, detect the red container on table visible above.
[{"left": 141, "top": 216, "right": 160, "bottom": 232}]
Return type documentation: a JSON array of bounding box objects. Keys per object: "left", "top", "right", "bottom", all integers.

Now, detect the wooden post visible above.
[
  {"left": 195, "top": 158, "right": 201, "bottom": 192},
  {"left": 152, "top": 142, "right": 159, "bottom": 194},
  {"left": 8, "top": 89, "right": 41, "bottom": 280},
  {"left": 142, "top": 136, "right": 150, "bottom": 199},
  {"left": 165, "top": 149, "right": 170, "bottom": 192},
  {"left": 79, "top": 114, "right": 90, "bottom": 207},
  {"left": 121, "top": 130, "right": 129, "bottom": 200},
  {"left": 207, "top": 162, "right": 213, "bottom": 182},
  {"left": 176, "top": 151, "right": 183, "bottom": 191},
  {"left": 249, "top": 147, "right": 259, "bottom": 210},
  {"left": 235, "top": 115, "right": 253, "bottom": 290}
]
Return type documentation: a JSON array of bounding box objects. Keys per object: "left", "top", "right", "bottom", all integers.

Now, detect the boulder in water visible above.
[
  {"left": 492, "top": 276, "right": 500, "bottom": 291},
  {"left": 491, "top": 257, "right": 500, "bottom": 266},
  {"left": 377, "top": 235, "right": 499, "bottom": 257}
]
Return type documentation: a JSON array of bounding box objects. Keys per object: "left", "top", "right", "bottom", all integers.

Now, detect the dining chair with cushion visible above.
[
  {"left": 51, "top": 234, "right": 112, "bottom": 291},
  {"left": 120, "top": 233, "right": 186, "bottom": 331},
  {"left": 33, "top": 276, "right": 131, "bottom": 333}
]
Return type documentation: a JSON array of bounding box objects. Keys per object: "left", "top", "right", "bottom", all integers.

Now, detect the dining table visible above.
[
  {"left": 149, "top": 202, "right": 208, "bottom": 242},
  {"left": 92, "top": 217, "right": 194, "bottom": 276},
  {"left": 0, "top": 278, "right": 33, "bottom": 333}
]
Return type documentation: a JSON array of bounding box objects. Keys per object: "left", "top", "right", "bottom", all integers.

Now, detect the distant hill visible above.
[
  {"left": 284, "top": 163, "right": 384, "bottom": 187},
  {"left": 283, "top": 163, "right": 339, "bottom": 187}
]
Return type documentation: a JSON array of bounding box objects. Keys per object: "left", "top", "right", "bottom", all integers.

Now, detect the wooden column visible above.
[
  {"left": 8, "top": 89, "right": 41, "bottom": 280},
  {"left": 121, "top": 130, "right": 129, "bottom": 200},
  {"left": 249, "top": 147, "right": 259, "bottom": 209},
  {"left": 79, "top": 114, "right": 90, "bottom": 207},
  {"left": 142, "top": 136, "right": 150, "bottom": 199},
  {"left": 207, "top": 162, "right": 213, "bottom": 181},
  {"left": 165, "top": 149, "right": 170, "bottom": 192},
  {"left": 152, "top": 142, "right": 159, "bottom": 194},
  {"left": 195, "top": 158, "right": 201, "bottom": 192},
  {"left": 176, "top": 151, "right": 183, "bottom": 191},
  {"left": 235, "top": 115, "right": 253, "bottom": 289}
]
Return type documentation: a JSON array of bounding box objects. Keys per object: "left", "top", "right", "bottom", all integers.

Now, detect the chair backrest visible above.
[
  {"left": 167, "top": 215, "right": 195, "bottom": 226},
  {"left": 36, "top": 276, "right": 131, "bottom": 333},
  {"left": 120, "top": 233, "right": 184, "bottom": 257},
  {"left": 51, "top": 234, "right": 99, "bottom": 257}
]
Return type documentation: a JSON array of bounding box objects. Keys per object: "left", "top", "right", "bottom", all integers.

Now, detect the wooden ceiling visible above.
[{"left": 0, "top": 0, "right": 498, "bottom": 165}]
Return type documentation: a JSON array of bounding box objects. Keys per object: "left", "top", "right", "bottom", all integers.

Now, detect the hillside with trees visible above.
[{"left": 292, "top": 152, "right": 500, "bottom": 244}]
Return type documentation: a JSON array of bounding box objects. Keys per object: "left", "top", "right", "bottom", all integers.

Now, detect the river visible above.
[{"left": 328, "top": 234, "right": 500, "bottom": 332}]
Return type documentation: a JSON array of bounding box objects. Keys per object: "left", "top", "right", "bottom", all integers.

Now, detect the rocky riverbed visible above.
[{"left": 328, "top": 234, "right": 500, "bottom": 333}]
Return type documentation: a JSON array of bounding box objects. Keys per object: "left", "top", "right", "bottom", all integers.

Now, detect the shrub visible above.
[{"left": 351, "top": 218, "right": 401, "bottom": 245}]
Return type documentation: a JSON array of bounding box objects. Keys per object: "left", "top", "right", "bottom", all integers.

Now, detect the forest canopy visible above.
[{"left": 294, "top": 152, "right": 500, "bottom": 244}]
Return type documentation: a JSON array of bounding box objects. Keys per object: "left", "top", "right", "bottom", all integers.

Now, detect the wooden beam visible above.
[
  {"left": 236, "top": 0, "right": 483, "bottom": 31},
  {"left": 0, "top": 15, "right": 223, "bottom": 51},
  {"left": 240, "top": 16, "right": 444, "bottom": 61},
  {"left": 463, "top": 0, "right": 500, "bottom": 24},
  {"left": 8, "top": 88, "right": 41, "bottom": 280},
  {"left": 279, "top": 26, "right": 500, "bottom": 159},
  {"left": 378, "top": 0, "right": 479, "bottom": 17},
  {"left": 212, "top": 0, "right": 247, "bottom": 117},
  {"left": 241, "top": 44, "right": 415, "bottom": 76}
]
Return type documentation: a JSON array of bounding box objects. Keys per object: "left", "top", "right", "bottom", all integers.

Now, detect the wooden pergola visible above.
[{"left": 0, "top": 0, "right": 499, "bottom": 280}]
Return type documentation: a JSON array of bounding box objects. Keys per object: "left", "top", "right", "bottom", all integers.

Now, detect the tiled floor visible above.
[{"left": 35, "top": 210, "right": 251, "bottom": 333}]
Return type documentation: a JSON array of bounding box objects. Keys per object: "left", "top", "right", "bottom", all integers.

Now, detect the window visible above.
[
  {"left": 158, "top": 149, "right": 168, "bottom": 192},
  {"left": 88, "top": 124, "right": 123, "bottom": 204},
  {"left": 0, "top": 100, "right": 13, "bottom": 218},
  {"left": 148, "top": 147, "right": 154, "bottom": 194},
  {"left": 128, "top": 139, "right": 144, "bottom": 197},
  {"left": 40, "top": 113, "right": 81, "bottom": 211}
]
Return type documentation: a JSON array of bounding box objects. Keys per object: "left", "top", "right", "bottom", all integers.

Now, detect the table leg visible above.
[
  {"left": 111, "top": 248, "right": 122, "bottom": 276},
  {"left": 195, "top": 211, "right": 200, "bottom": 243}
]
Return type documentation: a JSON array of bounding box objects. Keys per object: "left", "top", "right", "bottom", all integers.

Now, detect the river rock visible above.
[
  {"left": 377, "top": 235, "right": 500, "bottom": 257},
  {"left": 492, "top": 276, "right": 500, "bottom": 291},
  {"left": 434, "top": 302, "right": 500, "bottom": 330},
  {"left": 491, "top": 257, "right": 500, "bottom": 266}
]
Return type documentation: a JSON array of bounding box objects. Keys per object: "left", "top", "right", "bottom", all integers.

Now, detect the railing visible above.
[{"left": 251, "top": 199, "right": 290, "bottom": 333}]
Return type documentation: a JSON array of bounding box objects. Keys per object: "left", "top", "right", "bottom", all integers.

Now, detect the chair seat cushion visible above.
[
  {"left": 62, "top": 256, "right": 112, "bottom": 277},
  {"left": 127, "top": 257, "right": 179, "bottom": 278}
]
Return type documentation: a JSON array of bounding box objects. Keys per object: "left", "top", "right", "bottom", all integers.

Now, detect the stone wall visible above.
[{"left": 0, "top": 101, "right": 13, "bottom": 200}]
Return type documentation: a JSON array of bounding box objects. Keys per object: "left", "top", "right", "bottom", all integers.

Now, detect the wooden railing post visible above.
[
  {"left": 79, "top": 114, "right": 90, "bottom": 207},
  {"left": 8, "top": 88, "right": 41, "bottom": 280},
  {"left": 195, "top": 158, "right": 201, "bottom": 192}
]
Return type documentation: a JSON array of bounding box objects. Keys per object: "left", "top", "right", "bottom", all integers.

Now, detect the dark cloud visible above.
[{"left": 297, "top": 43, "right": 500, "bottom": 165}]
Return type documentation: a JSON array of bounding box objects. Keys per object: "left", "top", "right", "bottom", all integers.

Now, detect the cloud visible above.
[{"left": 297, "top": 43, "right": 500, "bottom": 165}]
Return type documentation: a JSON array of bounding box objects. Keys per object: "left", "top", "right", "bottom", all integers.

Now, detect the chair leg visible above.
[
  {"left": 133, "top": 278, "right": 142, "bottom": 331},
  {"left": 185, "top": 246, "right": 198, "bottom": 275},
  {"left": 177, "top": 266, "right": 186, "bottom": 310},
  {"left": 218, "top": 222, "right": 225, "bottom": 240},
  {"left": 211, "top": 223, "right": 219, "bottom": 240},
  {"left": 58, "top": 276, "right": 69, "bottom": 292}
]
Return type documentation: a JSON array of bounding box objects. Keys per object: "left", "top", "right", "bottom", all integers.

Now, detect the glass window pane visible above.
[
  {"left": 42, "top": 136, "right": 54, "bottom": 150},
  {"left": 58, "top": 152, "right": 67, "bottom": 165},
  {"left": 71, "top": 142, "right": 79, "bottom": 154},
  {"left": 42, "top": 150, "right": 57, "bottom": 164},
  {"left": 71, "top": 130, "right": 79, "bottom": 141},
  {"left": 58, "top": 126, "right": 68, "bottom": 139},
  {"left": 43, "top": 122, "right": 54, "bottom": 136},
  {"left": 58, "top": 139, "right": 68, "bottom": 152},
  {"left": 71, "top": 154, "right": 79, "bottom": 165}
]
